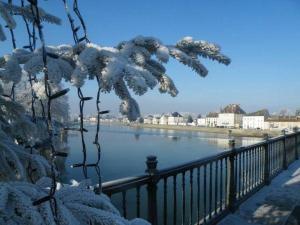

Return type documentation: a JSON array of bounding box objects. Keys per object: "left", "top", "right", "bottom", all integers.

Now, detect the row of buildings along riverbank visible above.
[{"left": 141, "top": 104, "right": 300, "bottom": 131}]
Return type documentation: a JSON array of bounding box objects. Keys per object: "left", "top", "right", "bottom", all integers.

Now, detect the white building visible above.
[
  {"left": 217, "top": 113, "right": 243, "bottom": 128},
  {"left": 242, "top": 109, "right": 270, "bottom": 130},
  {"left": 159, "top": 115, "right": 169, "bottom": 125},
  {"left": 266, "top": 118, "right": 300, "bottom": 131},
  {"left": 243, "top": 116, "right": 265, "bottom": 129},
  {"left": 205, "top": 112, "right": 219, "bottom": 127},
  {"left": 143, "top": 115, "right": 153, "bottom": 124},
  {"left": 206, "top": 117, "right": 218, "bottom": 127},
  {"left": 217, "top": 104, "right": 245, "bottom": 128},
  {"left": 168, "top": 112, "right": 184, "bottom": 125},
  {"left": 197, "top": 118, "right": 206, "bottom": 126}
]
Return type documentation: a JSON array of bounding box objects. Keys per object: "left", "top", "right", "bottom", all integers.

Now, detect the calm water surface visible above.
[{"left": 61, "top": 124, "right": 262, "bottom": 183}]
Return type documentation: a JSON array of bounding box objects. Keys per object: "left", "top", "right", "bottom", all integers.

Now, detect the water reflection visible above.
[{"left": 63, "top": 124, "right": 262, "bottom": 183}]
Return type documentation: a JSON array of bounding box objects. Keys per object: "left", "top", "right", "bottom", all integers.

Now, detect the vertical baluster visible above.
[
  {"left": 252, "top": 147, "right": 257, "bottom": 188},
  {"left": 274, "top": 145, "right": 278, "bottom": 172},
  {"left": 197, "top": 167, "right": 200, "bottom": 225},
  {"left": 276, "top": 142, "right": 278, "bottom": 172},
  {"left": 122, "top": 191, "right": 127, "bottom": 218},
  {"left": 260, "top": 147, "right": 265, "bottom": 182},
  {"left": 209, "top": 162, "right": 213, "bottom": 219},
  {"left": 190, "top": 169, "right": 193, "bottom": 225},
  {"left": 279, "top": 141, "right": 282, "bottom": 170},
  {"left": 164, "top": 178, "right": 167, "bottom": 225},
  {"left": 257, "top": 147, "right": 262, "bottom": 184},
  {"left": 278, "top": 142, "right": 280, "bottom": 171},
  {"left": 215, "top": 160, "right": 218, "bottom": 216},
  {"left": 242, "top": 151, "right": 245, "bottom": 196},
  {"left": 249, "top": 150, "right": 252, "bottom": 191},
  {"left": 173, "top": 175, "right": 177, "bottom": 225},
  {"left": 248, "top": 149, "right": 252, "bottom": 192},
  {"left": 278, "top": 141, "right": 280, "bottom": 171},
  {"left": 238, "top": 153, "right": 241, "bottom": 199},
  {"left": 269, "top": 143, "right": 272, "bottom": 176},
  {"left": 271, "top": 143, "right": 273, "bottom": 175},
  {"left": 247, "top": 150, "right": 250, "bottom": 193},
  {"left": 253, "top": 148, "right": 256, "bottom": 187},
  {"left": 182, "top": 172, "right": 186, "bottom": 225},
  {"left": 264, "top": 137, "right": 270, "bottom": 185},
  {"left": 136, "top": 186, "right": 140, "bottom": 217},
  {"left": 244, "top": 151, "right": 247, "bottom": 194},
  {"left": 256, "top": 147, "right": 258, "bottom": 185},
  {"left": 254, "top": 148, "right": 257, "bottom": 187},
  {"left": 220, "top": 159, "right": 223, "bottom": 211},
  {"left": 294, "top": 127, "right": 299, "bottom": 160},
  {"left": 229, "top": 140, "right": 237, "bottom": 213},
  {"left": 258, "top": 147, "right": 260, "bottom": 183},
  {"left": 274, "top": 142, "right": 282, "bottom": 171},
  {"left": 204, "top": 164, "right": 207, "bottom": 223},
  {"left": 247, "top": 150, "right": 250, "bottom": 192},
  {"left": 225, "top": 158, "right": 228, "bottom": 207},
  {"left": 260, "top": 147, "right": 264, "bottom": 182},
  {"left": 257, "top": 147, "right": 260, "bottom": 183},
  {"left": 282, "top": 130, "right": 287, "bottom": 170}
]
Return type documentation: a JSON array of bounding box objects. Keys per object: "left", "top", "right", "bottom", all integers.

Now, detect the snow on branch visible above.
[
  {"left": 0, "top": 36, "right": 230, "bottom": 121},
  {"left": 0, "top": 178, "right": 150, "bottom": 225},
  {"left": 0, "top": 1, "right": 61, "bottom": 41}
]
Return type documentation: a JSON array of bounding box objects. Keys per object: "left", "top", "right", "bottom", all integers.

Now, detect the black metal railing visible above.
[{"left": 102, "top": 129, "right": 300, "bottom": 225}]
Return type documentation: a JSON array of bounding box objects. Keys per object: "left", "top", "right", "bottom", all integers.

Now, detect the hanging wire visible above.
[
  {"left": 28, "top": 1, "right": 69, "bottom": 223},
  {"left": 19, "top": 0, "right": 39, "bottom": 182},
  {"left": 62, "top": 0, "right": 90, "bottom": 181},
  {"left": 72, "top": 0, "right": 89, "bottom": 43},
  {"left": 5, "top": 0, "right": 16, "bottom": 101},
  {"left": 62, "top": 0, "right": 107, "bottom": 193}
]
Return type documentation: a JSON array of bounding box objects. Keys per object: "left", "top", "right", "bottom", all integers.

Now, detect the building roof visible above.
[
  {"left": 220, "top": 104, "right": 246, "bottom": 114},
  {"left": 206, "top": 112, "right": 218, "bottom": 118},
  {"left": 171, "top": 112, "right": 182, "bottom": 117},
  {"left": 247, "top": 109, "right": 270, "bottom": 118}
]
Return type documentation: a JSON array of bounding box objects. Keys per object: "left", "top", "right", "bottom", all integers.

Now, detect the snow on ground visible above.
[{"left": 219, "top": 160, "right": 300, "bottom": 225}]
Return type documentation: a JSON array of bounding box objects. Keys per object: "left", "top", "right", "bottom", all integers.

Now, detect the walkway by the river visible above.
[{"left": 219, "top": 160, "right": 300, "bottom": 225}]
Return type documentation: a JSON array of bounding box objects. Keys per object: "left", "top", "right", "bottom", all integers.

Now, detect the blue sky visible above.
[{"left": 2, "top": 0, "right": 300, "bottom": 117}]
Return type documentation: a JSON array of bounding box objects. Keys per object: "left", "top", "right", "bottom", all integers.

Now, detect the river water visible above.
[{"left": 61, "top": 123, "right": 262, "bottom": 183}]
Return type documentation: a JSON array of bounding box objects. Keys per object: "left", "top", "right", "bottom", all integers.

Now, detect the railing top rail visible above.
[
  {"left": 235, "top": 132, "right": 298, "bottom": 154},
  {"left": 102, "top": 174, "right": 150, "bottom": 194},
  {"left": 157, "top": 151, "right": 231, "bottom": 178},
  {"left": 235, "top": 141, "right": 266, "bottom": 154}
]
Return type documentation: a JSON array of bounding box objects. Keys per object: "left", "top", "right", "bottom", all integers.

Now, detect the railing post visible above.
[
  {"left": 145, "top": 155, "right": 158, "bottom": 225},
  {"left": 263, "top": 134, "right": 270, "bottom": 185},
  {"left": 228, "top": 139, "right": 237, "bottom": 212},
  {"left": 293, "top": 127, "right": 299, "bottom": 160},
  {"left": 282, "top": 130, "right": 288, "bottom": 170}
]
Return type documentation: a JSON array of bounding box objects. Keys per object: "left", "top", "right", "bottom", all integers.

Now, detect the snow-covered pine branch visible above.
[
  {"left": 0, "top": 1, "right": 61, "bottom": 41},
  {"left": 0, "top": 178, "right": 150, "bottom": 225},
  {"left": 0, "top": 36, "right": 230, "bottom": 121}
]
